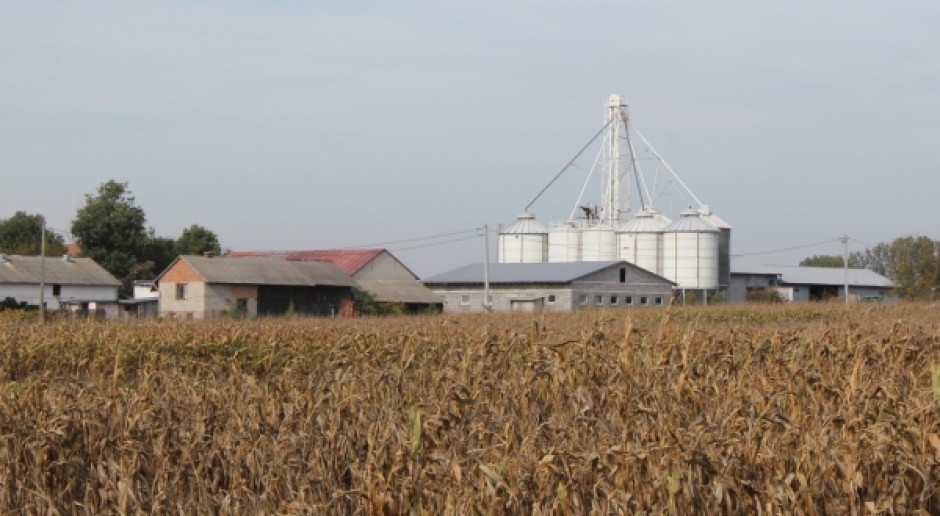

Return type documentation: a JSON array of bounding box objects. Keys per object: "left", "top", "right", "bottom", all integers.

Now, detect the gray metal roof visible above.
[
  {"left": 662, "top": 209, "right": 719, "bottom": 233},
  {"left": 356, "top": 279, "right": 444, "bottom": 304},
  {"left": 423, "top": 261, "right": 671, "bottom": 285},
  {"left": 730, "top": 257, "right": 781, "bottom": 276},
  {"left": 163, "top": 256, "right": 357, "bottom": 287},
  {"left": 0, "top": 255, "right": 120, "bottom": 286},
  {"left": 698, "top": 205, "right": 732, "bottom": 229},
  {"left": 730, "top": 258, "right": 893, "bottom": 287},
  {"left": 621, "top": 209, "right": 672, "bottom": 233},
  {"left": 501, "top": 213, "right": 549, "bottom": 234},
  {"left": 777, "top": 265, "right": 893, "bottom": 288}
]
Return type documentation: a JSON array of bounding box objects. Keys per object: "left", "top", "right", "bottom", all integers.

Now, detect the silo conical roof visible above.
[
  {"left": 621, "top": 209, "right": 672, "bottom": 233},
  {"left": 501, "top": 213, "right": 548, "bottom": 234},
  {"left": 698, "top": 205, "right": 732, "bottom": 229},
  {"left": 663, "top": 209, "right": 720, "bottom": 233}
]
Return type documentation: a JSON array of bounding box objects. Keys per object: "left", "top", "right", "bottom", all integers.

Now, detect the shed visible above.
[
  {"left": 729, "top": 258, "right": 895, "bottom": 303},
  {"left": 423, "top": 261, "right": 676, "bottom": 313},
  {"left": 153, "top": 255, "right": 357, "bottom": 319},
  {"left": 0, "top": 254, "right": 120, "bottom": 317},
  {"left": 229, "top": 248, "right": 442, "bottom": 312}
]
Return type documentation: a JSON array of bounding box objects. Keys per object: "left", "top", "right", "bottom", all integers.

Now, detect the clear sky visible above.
[{"left": 2, "top": 2, "right": 938, "bottom": 277}]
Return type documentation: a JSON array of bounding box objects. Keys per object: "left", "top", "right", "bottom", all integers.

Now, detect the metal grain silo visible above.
[
  {"left": 581, "top": 223, "right": 618, "bottom": 261},
  {"left": 617, "top": 209, "right": 671, "bottom": 274},
  {"left": 498, "top": 213, "right": 549, "bottom": 263},
  {"left": 662, "top": 209, "right": 719, "bottom": 288},
  {"left": 548, "top": 223, "right": 581, "bottom": 262},
  {"left": 698, "top": 205, "right": 732, "bottom": 287}
]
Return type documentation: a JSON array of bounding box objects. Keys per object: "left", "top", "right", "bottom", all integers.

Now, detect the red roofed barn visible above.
[{"left": 228, "top": 249, "right": 443, "bottom": 313}]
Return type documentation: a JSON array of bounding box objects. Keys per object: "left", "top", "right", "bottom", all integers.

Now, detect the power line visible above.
[
  {"left": 731, "top": 238, "right": 843, "bottom": 257},
  {"left": 849, "top": 237, "right": 876, "bottom": 249},
  {"left": 390, "top": 234, "right": 481, "bottom": 252},
  {"left": 348, "top": 227, "right": 480, "bottom": 249}
]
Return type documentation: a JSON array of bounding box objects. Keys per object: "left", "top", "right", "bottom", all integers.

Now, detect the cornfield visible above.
[{"left": 1, "top": 303, "right": 939, "bottom": 514}]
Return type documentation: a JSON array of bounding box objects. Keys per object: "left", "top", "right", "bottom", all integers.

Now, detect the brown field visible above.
[{"left": 1, "top": 303, "right": 939, "bottom": 515}]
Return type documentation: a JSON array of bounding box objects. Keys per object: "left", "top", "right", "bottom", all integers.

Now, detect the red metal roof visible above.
[{"left": 227, "top": 249, "right": 385, "bottom": 276}]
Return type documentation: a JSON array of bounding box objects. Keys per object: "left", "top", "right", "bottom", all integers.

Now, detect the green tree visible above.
[
  {"left": 140, "top": 229, "right": 178, "bottom": 279},
  {"left": 354, "top": 290, "right": 381, "bottom": 315},
  {"left": 71, "top": 180, "right": 148, "bottom": 282},
  {"left": 890, "top": 236, "right": 939, "bottom": 299},
  {"left": 0, "top": 211, "right": 66, "bottom": 256},
  {"left": 176, "top": 224, "right": 222, "bottom": 256},
  {"left": 799, "top": 254, "right": 856, "bottom": 268},
  {"left": 850, "top": 242, "right": 893, "bottom": 277}
]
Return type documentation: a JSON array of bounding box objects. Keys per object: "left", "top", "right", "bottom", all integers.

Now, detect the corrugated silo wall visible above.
[{"left": 718, "top": 228, "right": 731, "bottom": 287}]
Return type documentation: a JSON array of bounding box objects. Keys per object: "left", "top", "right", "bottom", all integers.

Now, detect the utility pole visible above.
[
  {"left": 40, "top": 218, "right": 46, "bottom": 323},
  {"left": 841, "top": 235, "right": 849, "bottom": 304},
  {"left": 482, "top": 224, "right": 491, "bottom": 311}
]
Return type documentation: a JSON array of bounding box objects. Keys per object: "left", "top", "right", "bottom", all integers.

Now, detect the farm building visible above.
[
  {"left": 729, "top": 258, "right": 895, "bottom": 303},
  {"left": 422, "top": 260, "right": 676, "bottom": 313},
  {"left": 228, "top": 248, "right": 443, "bottom": 313},
  {"left": 118, "top": 280, "right": 159, "bottom": 319},
  {"left": 0, "top": 253, "right": 120, "bottom": 317},
  {"left": 153, "top": 255, "right": 357, "bottom": 319}
]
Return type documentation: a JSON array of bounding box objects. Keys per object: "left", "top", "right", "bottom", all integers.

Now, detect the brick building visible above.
[{"left": 154, "top": 255, "right": 356, "bottom": 319}]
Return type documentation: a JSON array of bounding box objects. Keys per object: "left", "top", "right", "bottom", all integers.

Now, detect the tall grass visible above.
[{"left": 1, "top": 303, "right": 938, "bottom": 514}]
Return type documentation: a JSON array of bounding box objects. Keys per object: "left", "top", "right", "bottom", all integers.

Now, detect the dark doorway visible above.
[
  {"left": 257, "top": 285, "right": 351, "bottom": 316},
  {"left": 809, "top": 285, "right": 839, "bottom": 301}
]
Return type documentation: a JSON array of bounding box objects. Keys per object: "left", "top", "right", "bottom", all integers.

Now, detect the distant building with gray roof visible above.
[
  {"left": 422, "top": 261, "right": 676, "bottom": 313},
  {"left": 729, "top": 258, "right": 895, "bottom": 303},
  {"left": 0, "top": 254, "right": 121, "bottom": 317},
  {"left": 153, "top": 255, "right": 357, "bottom": 319}
]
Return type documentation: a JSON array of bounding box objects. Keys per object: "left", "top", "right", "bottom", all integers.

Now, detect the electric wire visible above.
[
  {"left": 849, "top": 237, "right": 876, "bottom": 249},
  {"left": 731, "top": 238, "right": 843, "bottom": 257},
  {"left": 348, "top": 228, "right": 480, "bottom": 249},
  {"left": 524, "top": 118, "right": 614, "bottom": 213},
  {"left": 390, "top": 234, "right": 481, "bottom": 252}
]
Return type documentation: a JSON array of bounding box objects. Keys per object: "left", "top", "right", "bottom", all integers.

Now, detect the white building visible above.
[
  {"left": 423, "top": 261, "right": 676, "bottom": 313},
  {"left": 0, "top": 254, "right": 121, "bottom": 317},
  {"left": 728, "top": 258, "right": 896, "bottom": 303}
]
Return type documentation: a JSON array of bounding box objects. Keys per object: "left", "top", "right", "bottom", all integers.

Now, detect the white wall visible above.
[
  {"left": 0, "top": 283, "right": 117, "bottom": 310},
  {"left": 353, "top": 252, "right": 417, "bottom": 280}
]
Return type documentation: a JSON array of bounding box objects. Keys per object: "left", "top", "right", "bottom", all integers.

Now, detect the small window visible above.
[
  {"left": 460, "top": 295, "right": 470, "bottom": 305},
  {"left": 610, "top": 296, "right": 618, "bottom": 305},
  {"left": 655, "top": 297, "right": 663, "bottom": 305},
  {"left": 547, "top": 294, "right": 556, "bottom": 304},
  {"left": 236, "top": 298, "right": 248, "bottom": 312},
  {"left": 52, "top": 284, "right": 61, "bottom": 296},
  {"left": 185, "top": 312, "right": 194, "bottom": 320},
  {"left": 176, "top": 283, "right": 188, "bottom": 300},
  {"left": 640, "top": 296, "right": 648, "bottom": 305},
  {"left": 625, "top": 296, "right": 633, "bottom": 305},
  {"left": 595, "top": 295, "right": 603, "bottom": 305},
  {"left": 619, "top": 267, "right": 626, "bottom": 283},
  {"left": 578, "top": 294, "right": 588, "bottom": 305}
]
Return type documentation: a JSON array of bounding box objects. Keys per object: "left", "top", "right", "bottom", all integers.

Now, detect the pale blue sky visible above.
[{"left": 2, "top": 2, "right": 938, "bottom": 276}]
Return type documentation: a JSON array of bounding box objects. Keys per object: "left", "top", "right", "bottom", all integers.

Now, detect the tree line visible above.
[
  {"left": 0, "top": 180, "right": 221, "bottom": 295},
  {"left": 800, "top": 236, "right": 940, "bottom": 299}
]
